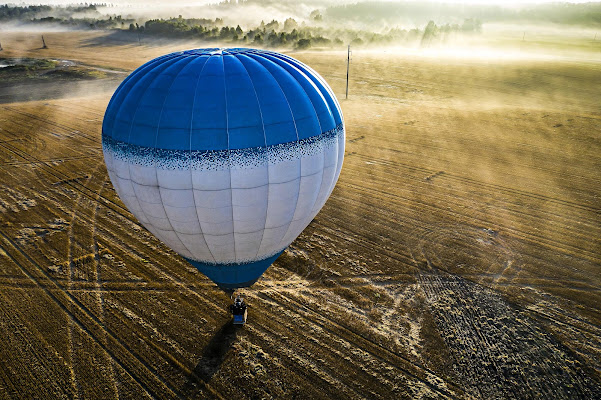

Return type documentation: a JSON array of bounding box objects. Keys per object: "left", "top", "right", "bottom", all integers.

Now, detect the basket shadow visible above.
[{"left": 182, "top": 319, "right": 240, "bottom": 395}]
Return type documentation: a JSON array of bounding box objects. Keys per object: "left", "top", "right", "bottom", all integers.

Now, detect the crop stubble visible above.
[{"left": 0, "top": 31, "right": 600, "bottom": 399}]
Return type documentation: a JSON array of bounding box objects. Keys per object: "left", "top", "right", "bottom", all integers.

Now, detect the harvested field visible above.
[{"left": 0, "top": 31, "right": 600, "bottom": 399}]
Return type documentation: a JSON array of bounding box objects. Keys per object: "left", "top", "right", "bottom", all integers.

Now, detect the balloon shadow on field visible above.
[{"left": 183, "top": 319, "right": 240, "bottom": 395}]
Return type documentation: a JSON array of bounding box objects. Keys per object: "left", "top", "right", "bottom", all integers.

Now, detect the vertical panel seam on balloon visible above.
[
  {"left": 277, "top": 58, "right": 339, "bottom": 240},
  {"left": 267, "top": 55, "right": 327, "bottom": 251},
  {"left": 311, "top": 126, "right": 340, "bottom": 219},
  {"left": 321, "top": 124, "right": 345, "bottom": 212},
  {"left": 288, "top": 57, "right": 344, "bottom": 199},
  {"left": 308, "top": 125, "right": 341, "bottom": 219},
  {"left": 267, "top": 51, "right": 335, "bottom": 130},
  {"left": 104, "top": 54, "right": 173, "bottom": 138},
  {"left": 123, "top": 55, "right": 183, "bottom": 244},
  {"left": 222, "top": 53, "right": 237, "bottom": 276},
  {"left": 152, "top": 56, "right": 199, "bottom": 258},
  {"left": 277, "top": 52, "right": 342, "bottom": 125},
  {"left": 235, "top": 54, "right": 271, "bottom": 263},
  {"left": 115, "top": 54, "right": 181, "bottom": 142},
  {"left": 265, "top": 54, "right": 325, "bottom": 247},
  {"left": 247, "top": 53, "right": 302, "bottom": 258},
  {"left": 188, "top": 55, "right": 216, "bottom": 263}
]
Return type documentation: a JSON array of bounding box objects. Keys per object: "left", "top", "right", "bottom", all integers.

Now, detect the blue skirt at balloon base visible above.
[{"left": 185, "top": 251, "right": 283, "bottom": 290}]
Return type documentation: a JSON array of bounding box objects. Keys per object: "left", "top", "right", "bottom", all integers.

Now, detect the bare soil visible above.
[{"left": 0, "top": 31, "right": 600, "bottom": 399}]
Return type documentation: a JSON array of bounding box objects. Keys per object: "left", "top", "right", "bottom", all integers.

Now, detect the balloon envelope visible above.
[{"left": 102, "top": 48, "right": 344, "bottom": 289}]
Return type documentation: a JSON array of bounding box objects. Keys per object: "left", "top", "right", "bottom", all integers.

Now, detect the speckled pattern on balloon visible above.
[
  {"left": 102, "top": 123, "right": 344, "bottom": 171},
  {"left": 186, "top": 247, "right": 287, "bottom": 266}
]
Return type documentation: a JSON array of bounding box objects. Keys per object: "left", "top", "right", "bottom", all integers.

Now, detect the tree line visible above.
[
  {"left": 132, "top": 16, "right": 482, "bottom": 49},
  {"left": 0, "top": 4, "right": 483, "bottom": 50}
]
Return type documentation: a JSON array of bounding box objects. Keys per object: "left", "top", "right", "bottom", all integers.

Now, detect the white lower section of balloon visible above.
[{"left": 103, "top": 129, "right": 344, "bottom": 265}]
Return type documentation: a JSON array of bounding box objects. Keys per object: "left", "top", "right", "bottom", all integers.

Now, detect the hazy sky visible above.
[{"left": 11, "top": 0, "right": 599, "bottom": 4}]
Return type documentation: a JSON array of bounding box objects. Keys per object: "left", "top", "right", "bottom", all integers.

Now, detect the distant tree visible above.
[
  {"left": 296, "top": 38, "right": 311, "bottom": 49},
  {"left": 310, "top": 10, "right": 322, "bottom": 22},
  {"left": 421, "top": 20, "right": 439, "bottom": 46},
  {"left": 265, "top": 19, "right": 279, "bottom": 30},
  {"left": 220, "top": 26, "right": 231, "bottom": 38},
  {"left": 284, "top": 18, "right": 297, "bottom": 31},
  {"left": 461, "top": 18, "right": 482, "bottom": 33},
  {"left": 279, "top": 32, "right": 287, "bottom": 45},
  {"left": 350, "top": 37, "right": 363, "bottom": 46}
]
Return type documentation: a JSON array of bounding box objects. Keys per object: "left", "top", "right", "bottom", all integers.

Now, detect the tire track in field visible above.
[
  {"left": 6, "top": 269, "right": 591, "bottom": 296},
  {"left": 85, "top": 204, "right": 459, "bottom": 398},
  {"left": 249, "top": 311, "right": 396, "bottom": 399},
  {"left": 253, "top": 289, "right": 461, "bottom": 399},
  {"left": 0, "top": 146, "right": 224, "bottom": 397},
  {"left": 1, "top": 106, "right": 100, "bottom": 144},
  {"left": 0, "top": 140, "right": 133, "bottom": 220},
  {"left": 417, "top": 269, "right": 601, "bottom": 399},
  {"left": 334, "top": 181, "right": 600, "bottom": 287},
  {"left": 3, "top": 101, "right": 596, "bottom": 396},
  {"left": 251, "top": 295, "right": 400, "bottom": 399},
  {"left": 0, "top": 125, "right": 99, "bottom": 180},
  {"left": 91, "top": 176, "right": 120, "bottom": 399},
  {"left": 339, "top": 172, "right": 600, "bottom": 265},
  {"left": 0, "top": 291, "right": 76, "bottom": 398},
  {"left": 4, "top": 124, "right": 592, "bottom": 396},
  {"left": 23, "top": 120, "right": 591, "bottom": 348},
  {"left": 311, "top": 212, "right": 601, "bottom": 339},
  {"left": 350, "top": 149, "right": 601, "bottom": 229},
  {"left": 4, "top": 147, "right": 588, "bottom": 399},
  {"left": 93, "top": 223, "right": 357, "bottom": 399},
  {"left": 82, "top": 194, "right": 462, "bottom": 397},
  {"left": 347, "top": 120, "right": 601, "bottom": 190},
  {"left": 351, "top": 151, "right": 600, "bottom": 217},
  {"left": 342, "top": 154, "right": 592, "bottom": 247},
  {"left": 0, "top": 230, "right": 157, "bottom": 398},
  {"left": 330, "top": 184, "right": 598, "bottom": 284},
  {"left": 65, "top": 165, "right": 102, "bottom": 399},
  {"left": 0, "top": 155, "right": 99, "bottom": 167},
  {"left": 0, "top": 228, "right": 198, "bottom": 400}
]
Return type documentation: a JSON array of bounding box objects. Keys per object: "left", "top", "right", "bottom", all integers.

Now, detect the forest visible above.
[
  {"left": 0, "top": 3, "right": 485, "bottom": 49},
  {"left": 1, "top": 2, "right": 599, "bottom": 49}
]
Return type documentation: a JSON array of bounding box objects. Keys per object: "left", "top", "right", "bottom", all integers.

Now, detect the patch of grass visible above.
[{"left": 0, "top": 57, "right": 107, "bottom": 84}]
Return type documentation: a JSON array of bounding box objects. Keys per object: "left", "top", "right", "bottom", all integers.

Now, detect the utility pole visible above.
[
  {"left": 346, "top": 44, "right": 351, "bottom": 99},
  {"left": 0, "top": 42, "right": 3, "bottom": 51},
  {"left": 42, "top": 35, "right": 48, "bottom": 49}
]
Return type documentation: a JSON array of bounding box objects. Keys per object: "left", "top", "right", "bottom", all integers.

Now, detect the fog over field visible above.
[
  {"left": 0, "top": 1, "right": 600, "bottom": 399},
  {"left": 2, "top": 0, "right": 600, "bottom": 59}
]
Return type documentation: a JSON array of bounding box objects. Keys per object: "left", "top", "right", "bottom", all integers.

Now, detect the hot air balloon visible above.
[{"left": 102, "top": 48, "right": 344, "bottom": 291}]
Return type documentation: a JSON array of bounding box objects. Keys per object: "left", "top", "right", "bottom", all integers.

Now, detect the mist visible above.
[{"left": 1, "top": 1, "right": 600, "bottom": 64}]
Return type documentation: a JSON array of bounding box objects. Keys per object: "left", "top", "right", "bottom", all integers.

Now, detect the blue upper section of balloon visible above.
[{"left": 102, "top": 48, "right": 343, "bottom": 151}]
